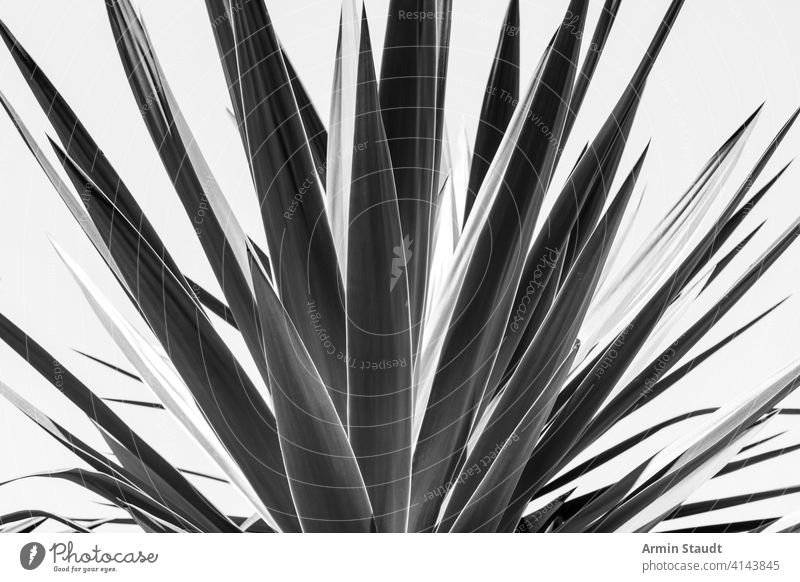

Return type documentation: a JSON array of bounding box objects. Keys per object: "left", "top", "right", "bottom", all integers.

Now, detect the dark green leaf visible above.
[
  {"left": 464, "top": 0, "right": 520, "bottom": 223},
  {"left": 380, "top": 0, "right": 447, "bottom": 350},
  {"left": 250, "top": 254, "right": 373, "bottom": 532},
  {"left": 410, "top": 0, "right": 587, "bottom": 532},
  {"left": 344, "top": 10, "right": 413, "bottom": 533},
  {"left": 204, "top": 0, "right": 347, "bottom": 418}
]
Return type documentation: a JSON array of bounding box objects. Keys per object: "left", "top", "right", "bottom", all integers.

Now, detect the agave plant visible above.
[{"left": 1, "top": 0, "right": 799, "bottom": 534}]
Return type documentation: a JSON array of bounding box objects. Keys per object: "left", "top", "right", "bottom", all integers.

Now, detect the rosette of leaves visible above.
[{"left": 1, "top": 0, "right": 800, "bottom": 533}]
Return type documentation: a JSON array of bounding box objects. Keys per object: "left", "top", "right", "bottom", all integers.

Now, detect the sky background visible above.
[{"left": 1, "top": 0, "right": 800, "bottom": 531}]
